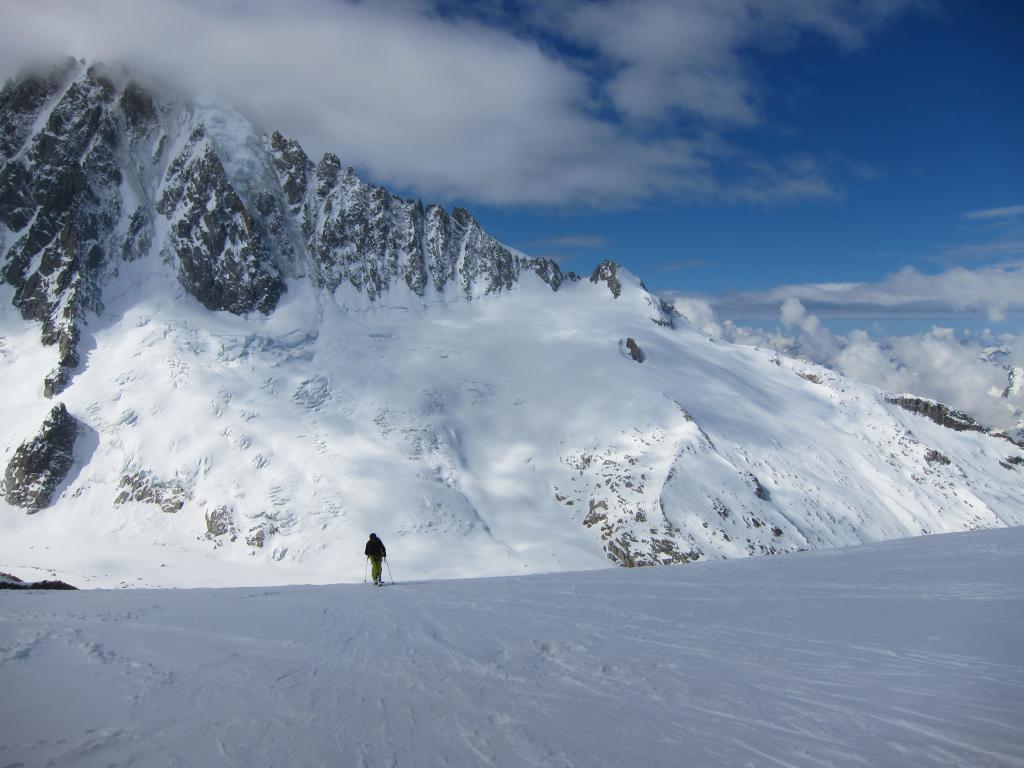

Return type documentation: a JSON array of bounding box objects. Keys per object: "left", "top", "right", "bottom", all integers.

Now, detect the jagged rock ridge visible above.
[{"left": 0, "top": 60, "right": 571, "bottom": 396}]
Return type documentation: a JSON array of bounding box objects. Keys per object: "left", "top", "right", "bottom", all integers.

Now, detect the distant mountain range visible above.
[{"left": 1, "top": 60, "right": 1022, "bottom": 588}]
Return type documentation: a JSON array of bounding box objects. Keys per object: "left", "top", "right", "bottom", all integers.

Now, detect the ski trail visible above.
[{"left": 1, "top": 528, "right": 1022, "bottom": 766}]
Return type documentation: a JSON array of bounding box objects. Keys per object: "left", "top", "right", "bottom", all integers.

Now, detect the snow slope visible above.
[
  {"left": 2, "top": 527, "right": 1022, "bottom": 767},
  {"left": 2, "top": 61, "right": 1023, "bottom": 588},
  {"left": 3, "top": 258, "right": 1024, "bottom": 587}
]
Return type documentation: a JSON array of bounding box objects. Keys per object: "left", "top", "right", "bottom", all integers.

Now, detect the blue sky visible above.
[
  {"left": 1, "top": 0, "right": 1021, "bottom": 333},
  {"left": 461, "top": 1, "right": 1023, "bottom": 319}
]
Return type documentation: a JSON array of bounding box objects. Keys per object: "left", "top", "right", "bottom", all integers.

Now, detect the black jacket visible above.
[{"left": 365, "top": 536, "right": 386, "bottom": 559}]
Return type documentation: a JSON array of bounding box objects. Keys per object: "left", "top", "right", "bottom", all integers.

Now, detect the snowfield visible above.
[
  {"left": 2, "top": 527, "right": 1023, "bottom": 767},
  {"left": 3, "top": 263, "right": 1024, "bottom": 589},
  {"left": 2, "top": 62, "right": 1023, "bottom": 586}
]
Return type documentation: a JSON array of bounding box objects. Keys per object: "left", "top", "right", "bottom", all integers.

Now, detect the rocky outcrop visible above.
[
  {"left": 303, "top": 156, "right": 567, "bottom": 300},
  {"left": 590, "top": 260, "right": 623, "bottom": 298},
  {"left": 624, "top": 337, "right": 645, "bottom": 362},
  {"left": 114, "top": 470, "right": 190, "bottom": 514},
  {"left": 157, "top": 126, "right": 286, "bottom": 314},
  {"left": 205, "top": 505, "right": 238, "bottom": 543},
  {"left": 0, "top": 571, "right": 78, "bottom": 590},
  {"left": 245, "top": 522, "right": 278, "bottom": 549},
  {"left": 886, "top": 396, "right": 986, "bottom": 433},
  {"left": 3, "top": 403, "right": 79, "bottom": 511}
]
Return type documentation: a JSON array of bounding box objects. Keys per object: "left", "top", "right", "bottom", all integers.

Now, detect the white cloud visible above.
[
  {"left": 780, "top": 297, "right": 807, "bottom": 327},
  {"left": 0, "top": 0, "right": 915, "bottom": 207},
  {"left": 940, "top": 241, "right": 1024, "bottom": 262},
  {"left": 559, "top": 0, "right": 920, "bottom": 127},
  {"left": 697, "top": 263, "right": 1024, "bottom": 324},
  {"left": 964, "top": 204, "right": 1024, "bottom": 221},
  {"left": 670, "top": 264, "right": 1024, "bottom": 434},
  {"left": 674, "top": 297, "right": 722, "bottom": 337}
]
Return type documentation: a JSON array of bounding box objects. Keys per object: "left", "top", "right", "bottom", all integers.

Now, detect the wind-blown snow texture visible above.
[
  {"left": 1, "top": 60, "right": 1023, "bottom": 587},
  {"left": 1, "top": 528, "right": 1022, "bottom": 767}
]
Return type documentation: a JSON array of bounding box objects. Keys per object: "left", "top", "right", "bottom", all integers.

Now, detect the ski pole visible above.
[
  {"left": 384, "top": 558, "right": 394, "bottom": 585},
  {"left": 364, "top": 557, "right": 368, "bottom": 583}
]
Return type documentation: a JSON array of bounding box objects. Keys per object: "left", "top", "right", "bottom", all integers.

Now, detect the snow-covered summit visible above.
[{"left": 1, "top": 60, "right": 1023, "bottom": 588}]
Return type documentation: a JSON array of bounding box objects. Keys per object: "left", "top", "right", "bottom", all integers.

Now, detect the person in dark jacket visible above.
[{"left": 365, "top": 533, "right": 387, "bottom": 585}]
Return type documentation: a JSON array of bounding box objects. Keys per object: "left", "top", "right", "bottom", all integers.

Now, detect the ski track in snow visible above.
[{"left": 2, "top": 528, "right": 1023, "bottom": 767}]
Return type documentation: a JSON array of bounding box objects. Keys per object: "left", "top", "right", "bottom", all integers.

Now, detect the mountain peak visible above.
[
  {"left": 3, "top": 59, "right": 1022, "bottom": 587},
  {"left": 0, "top": 59, "right": 572, "bottom": 395}
]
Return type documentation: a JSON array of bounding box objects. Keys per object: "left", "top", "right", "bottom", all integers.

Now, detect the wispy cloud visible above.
[
  {"left": 940, "top": 241, "right": 1024, "bottom": 261},
  {"left": 661, "top": 259, "right": 707, "bottom": 272},
  {"left": 525, "top": 236, "right": 609, "bottom": 250},
  {"left": 0, "top": 0, "right": 918, "bottom": 207},
  {"left": 964, "top": 204, "right": 1024, "bottom": 221},
  {"left": 669, "top": 262, "right": 1024, "bottom": 324}
]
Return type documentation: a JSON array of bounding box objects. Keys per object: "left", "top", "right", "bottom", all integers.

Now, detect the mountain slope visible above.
[
  {"left": 2, "top": 527, "right": 1022, "bottom": 767},
  {"left": 1, "top": 60, "right": 1023, "bottom": 587}
]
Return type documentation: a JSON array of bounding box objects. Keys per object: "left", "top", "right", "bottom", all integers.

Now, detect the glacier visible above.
[{"left": 1, "top": 60, "right": 1023, "bottom": 588}]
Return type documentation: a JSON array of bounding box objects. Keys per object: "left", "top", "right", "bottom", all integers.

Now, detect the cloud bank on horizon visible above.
[
  {"left": 0, "top": 0, "right": 919, "bottom": 207},
  {"left": 671, "top": 262, "right": 1024, "bottom": 435},
  {"left": 686, "top": 261, "right": 1024, "bottom": 324}
]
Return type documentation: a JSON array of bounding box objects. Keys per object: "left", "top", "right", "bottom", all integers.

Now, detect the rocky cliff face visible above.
[
  {"left": 0, "top": 60, "right": 569, "bottom": 397},
  {"left": 2, "top": 402, "right": 79, "bottom": 511}
]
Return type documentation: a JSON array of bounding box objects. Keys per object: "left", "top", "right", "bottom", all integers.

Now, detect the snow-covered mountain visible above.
[{"left": 1, "top": 60, "right": 1023, "bottom": 588}]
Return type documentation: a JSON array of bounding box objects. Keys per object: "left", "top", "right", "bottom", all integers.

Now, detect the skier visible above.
[{"left": 365, "top": 533, "right": 387, "bottom": 585}]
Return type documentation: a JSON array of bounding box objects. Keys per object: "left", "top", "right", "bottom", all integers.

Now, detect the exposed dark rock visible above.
[
  {"left": 0, "top": 571, "right": 78, "bottom": 590},
  {"left": 43, "top": 364, "right": 75, "bottom": 398},
  {"left": 118, "top": 80, "right": 156, "bottom": 129},
  {"left": 797, "top": 372, "right": 823, "bottom": 385},
  {"left": 114, "top": 470, "right": 189, "bottom": 514},
  {"left": 158, "top": 128, "right": 286, "bottom": 314},
  {"left": 0, "top": 58, "right": 78, "bottom": 163},
  {"left": 924, "top": 449, "right": 951, "bottom": 466},
  {"left": 205, "top": 505, "right": 238, "bottom": 542},
  {"left": 886, "top": 396, "right": 986, "bottom": 434},
  {"left": 1, "top": 63, "right": 121, "bottom": 394},
  {"left": 304, "top": 164, "right": 567, "bottom": 300},
  {"left": 590, "top": 260, "right": 622, "bottom": 298},
  {"left": 602, "top": 528, "right": 700, "bottom": 567},
  {"left": 3, "top": 403, "right": 79, "bottom": 511},
  {"left": 246, "top": 522, "right": 278, "bottom": 549},
  {"left": 624, "top": 337, "right": 645, "bottom": 362},
  {"left": 583, "top": 498, "right": 608, "bottom": 528},
  {"left": 748, "top": 472, "right": 771, "bottom": 500},
  {"left": 604, "top": 535, "right": 638, "bottom": 567},
  {"left": 1000, "top": 455, "right": 1024, "bottom": 470},
  {"left": 649, "top": 296, "right": 677, "bottom": 328},
  {"left": 270, "top": 130, "right": 312, "bottom": 211}
]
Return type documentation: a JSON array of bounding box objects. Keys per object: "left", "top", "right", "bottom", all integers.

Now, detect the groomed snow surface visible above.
[{"left": 2, "top": 527, "right": 1022, "bottom": 768}]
